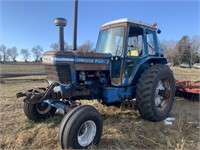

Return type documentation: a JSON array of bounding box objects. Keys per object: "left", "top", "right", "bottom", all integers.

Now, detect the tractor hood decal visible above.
[
  {"left": 43, "top": 50, "right": 111, "bottom": 65},
  {"left": 75, "top": 58, "right": 109, "bottom": 64},
  {"left": 43, "top": 56, "right": 75, "bottom": 63}
]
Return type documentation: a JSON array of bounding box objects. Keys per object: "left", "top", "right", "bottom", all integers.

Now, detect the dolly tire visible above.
[{"left": 23, "top": 102, "right": 56, "bottom": 121}]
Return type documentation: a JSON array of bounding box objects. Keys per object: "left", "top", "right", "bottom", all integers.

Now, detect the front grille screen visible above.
[{"left": 45, "top": 65, "right": 71, "bottom": 84}]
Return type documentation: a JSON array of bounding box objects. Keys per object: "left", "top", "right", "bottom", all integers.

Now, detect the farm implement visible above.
[
  {"left": 16, "top": 0, "right": 176, "bottom": 149},
  {"left": 176, "top": 80, "right": 200, "bottom": 101}
]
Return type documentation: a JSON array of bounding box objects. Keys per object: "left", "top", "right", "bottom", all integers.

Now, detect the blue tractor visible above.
[{"left": 17, "top": 18, "right": 175, "bottom": 149}]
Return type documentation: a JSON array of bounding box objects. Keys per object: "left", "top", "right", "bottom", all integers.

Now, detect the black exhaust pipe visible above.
[
  {"left": 54, "top": 18, "right": 67, "bottom": 51},
  {"left": 72, "top": 0, "right": 78, "bottom": 50}
]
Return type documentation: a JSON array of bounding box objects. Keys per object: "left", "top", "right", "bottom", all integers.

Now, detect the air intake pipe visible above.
[{"left": 54, "top": 18, "right": 67, "bottom": 51}]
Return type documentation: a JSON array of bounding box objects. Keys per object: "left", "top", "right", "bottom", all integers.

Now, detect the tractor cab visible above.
[{"left": 96, "top": 18, "right": 165, "bottom": 86}]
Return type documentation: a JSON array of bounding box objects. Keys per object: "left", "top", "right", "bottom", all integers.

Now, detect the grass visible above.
[
  {"left": 0, "top": 63, "right": 199, "bottom": 149},
  {"left": 0, "top": 62, "right": 45, "bottom": 74},
  {"left": 171, "top": 66, "right": 200, "bottom": 81}
]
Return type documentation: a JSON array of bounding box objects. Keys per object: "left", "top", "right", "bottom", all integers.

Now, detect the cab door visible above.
[
  {"left": 109, "top": 26, "right": 127, "bottom": 86},
  {"left": 96, "top": 25, "right": 127, "bottom": 86},
  {"left": 122, "top": 25, "right": 145, "bottom": 85}
]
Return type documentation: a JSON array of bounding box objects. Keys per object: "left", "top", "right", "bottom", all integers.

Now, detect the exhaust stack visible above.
[
  {"left": 72, "top": 0, "right": 78, "bottom": 50},
  {"left": 54, "top": 18, "right": 67, "bottom": 51}
]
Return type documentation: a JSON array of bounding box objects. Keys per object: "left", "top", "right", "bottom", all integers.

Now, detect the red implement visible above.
[
  {"left": 176, "top": 80, "right": 200, "bottom": 94},
  {"left": 176, "top": 80, "right": 200, "bottom": 100}
]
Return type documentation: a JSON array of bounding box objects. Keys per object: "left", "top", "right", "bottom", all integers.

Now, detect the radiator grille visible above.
[{"left": 45, "top": 65, "right": 71, "bottom": 84}]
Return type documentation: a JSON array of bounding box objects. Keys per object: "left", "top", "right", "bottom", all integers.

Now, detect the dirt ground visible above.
[{"left": 0, "top": 64, "right": 199, "bottom": 149}]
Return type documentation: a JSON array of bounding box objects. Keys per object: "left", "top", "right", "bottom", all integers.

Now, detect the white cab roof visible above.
[{"left": 101, "top": 18, "right": 154, "bottom": 28}]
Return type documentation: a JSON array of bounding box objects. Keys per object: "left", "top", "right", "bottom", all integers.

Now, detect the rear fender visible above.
[
  {"left": 133, "top": 57, "right": 167, "bottom": 85},
  {"left": 124, "top": 56, "right": 167, "bottom": 86}
]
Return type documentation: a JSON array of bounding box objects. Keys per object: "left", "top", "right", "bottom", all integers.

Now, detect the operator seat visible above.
[{"left": 128, "top": 49, "right": 139, "bottom": 56}]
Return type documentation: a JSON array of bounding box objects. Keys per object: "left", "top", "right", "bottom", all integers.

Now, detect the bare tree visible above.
[
  {"left": 0, "top": 44, "right": 7, "bottom": 61},
  {"left": 0, "top": 54, "right": 2, "bottom": 62},
  {"left": 191, "top": 36, "right": 200, "bottom": 63},
  {"left": 50, "top": 43, "right": 59, "bottom": 50},
  {"left": 6, "top": 48, "right": 11, "bottom": 61},
  {"left": 7, "top": 47, "right": 18, "bottom": 62},
  {"left": 50, "top": 42, "right": 71, "bottom": 50},
  {"left": 78, "top": 40, "right": 94, "bottom": 52},
  {"left": 160, "top": 40, "right": 177, "bottom": 63},
  {"left": 32, "top": 45, "right": 43, "bottom": 62},
  {"left": 21, "top": 48, "right": 30, "bottom": 62},
  {"left": 191, "top": 35, "right": 200, "bottom": 53},
  {"left": 0, "top": 50, "right": 3, "bottom": 62}
]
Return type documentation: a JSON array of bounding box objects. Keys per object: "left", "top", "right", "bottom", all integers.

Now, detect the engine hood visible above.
[
  {"left": 43, "top": 50, "right": 112, "bottom": 71},
  {"left": 43, "top": 50, "right": 112, "bottom": 64}
]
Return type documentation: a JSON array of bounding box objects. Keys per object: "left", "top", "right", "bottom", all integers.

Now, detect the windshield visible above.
[{"left": 96, "top": 26, "right": 125, "bottom": 56}]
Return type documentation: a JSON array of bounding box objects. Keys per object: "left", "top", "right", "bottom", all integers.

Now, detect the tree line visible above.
[
  {"left": 0, "top": 35, "right": 199, "bottom": 64},
  {"left": 0, "top": 40, "right": 94, "bottom": 62},
  {"left": 161, "top": 35, "right": 200, "bottom": 65},
  {"left": 0, "top": 45, "right": 43, "bottom": 62}
]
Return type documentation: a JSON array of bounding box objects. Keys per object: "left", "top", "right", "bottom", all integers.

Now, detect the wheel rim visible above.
[
  {"left": 155, "top": 79, "right": 171, "bottom": 111},
  {"left": 77, "top": 120, "right": 97, "bottom": 147},
  {"left": 36, "top": 103, "right": 52, "bottom": 114}
]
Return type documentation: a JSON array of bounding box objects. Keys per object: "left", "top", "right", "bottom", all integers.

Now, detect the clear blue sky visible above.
[{"left": 0, "top": 0, "right": 199, "bottom": 60}]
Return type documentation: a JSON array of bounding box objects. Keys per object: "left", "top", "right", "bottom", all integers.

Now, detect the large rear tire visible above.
[
  {"left": 136, "top": 64, "right": 175, "bottom": 121},
  {"left": 59, "top": 105, "right": 103, "bottom": 149},
  {"left": 23, "top": 102, "right": 57, "bottom": 121}
]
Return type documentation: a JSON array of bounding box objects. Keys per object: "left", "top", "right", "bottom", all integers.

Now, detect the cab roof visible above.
[{"left": 101, "top": 18, "right": 156, "bottom": 29}]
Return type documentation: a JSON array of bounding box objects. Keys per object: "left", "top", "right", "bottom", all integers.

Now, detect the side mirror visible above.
[{"left": 157, "top": 29, "right": 161, "bottom": 34}]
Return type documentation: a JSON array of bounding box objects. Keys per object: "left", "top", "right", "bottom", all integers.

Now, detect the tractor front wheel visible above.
[
  {"left": 136, "top": 64, "right": 175, "bottom": 121},
  {"left": 23, "top": 102, "right": 57, "bottom": 121},
  {"left": 59, "top": 105, "right": 103, "bottom": 149}
]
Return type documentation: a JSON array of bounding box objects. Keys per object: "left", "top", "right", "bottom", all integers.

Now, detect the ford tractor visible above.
[{"left": 16, "top": 3, "right": 175, "bottom": 149}]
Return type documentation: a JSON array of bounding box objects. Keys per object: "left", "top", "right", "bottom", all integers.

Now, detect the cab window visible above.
[
  {"left": 127, "top": 26, "right": 143, "bottom": 57},
  {"left": 96, "top": 26, "right": 125, "bottom": 56},
  {"left": 146, "top": 30, "right": 156, "bottom": 55}
]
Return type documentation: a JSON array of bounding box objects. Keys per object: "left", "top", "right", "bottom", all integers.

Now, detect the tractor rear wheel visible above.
[
  {"left": 59, "top": 105, "right": 103, "bottom": 149},
  {"left": 23, "top": 102, "right": 57, "bottom": 121},
  {"left": 136, "top": 64, "right": 175, "bottom": 121}
]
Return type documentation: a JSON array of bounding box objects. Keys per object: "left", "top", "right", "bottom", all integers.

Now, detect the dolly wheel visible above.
[
  {"left": 23, "top": 102, "right": 56, "bottom": 121},
  {"left": 59, "top": 105, "right": 103, "bottom": 149}
]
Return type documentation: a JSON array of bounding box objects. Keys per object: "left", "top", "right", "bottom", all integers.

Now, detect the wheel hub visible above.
[
  {"left": 158, "top": 89, "right": 170, "bottom": 99},
  {"left": 77, "top": 120, "right": 97, "bottom": 147},
  {"left": 155, "top": 79, "right": 170, "bottom": 110},
  {"left": 36, "top": 103, "right": 52, "bottom": 114}
]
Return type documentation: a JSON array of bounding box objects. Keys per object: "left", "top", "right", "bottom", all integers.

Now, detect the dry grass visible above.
[
  {"left": 0, "top": 62, "right": 45, "bottom": 74},
  {"left": 171, "top": 66, "right": 200, "bottom": 81},
  {"left": 0, "top": 63, "right": 199, "bottom": 149}
]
